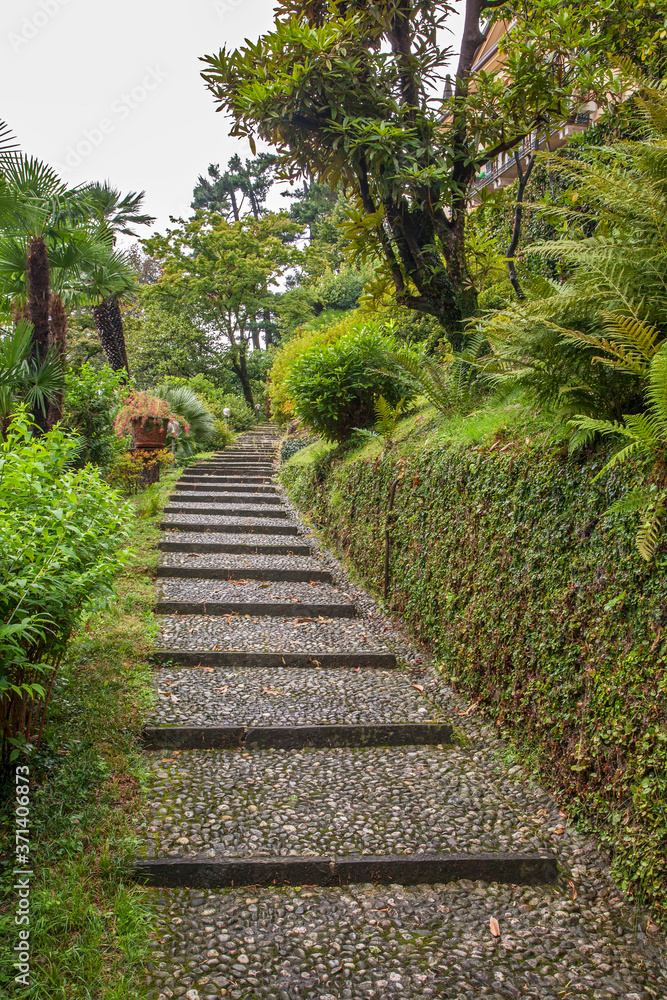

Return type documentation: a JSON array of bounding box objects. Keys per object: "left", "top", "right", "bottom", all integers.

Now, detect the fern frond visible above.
[
  {"left": 637, "top": 502, "right": 665, "bottom": 561},
  {"left": 646, "top": 343, "right": 667, "bottom": 438},
  {"left": 607, "top": 487, "right": 655, "bottom": 516}
]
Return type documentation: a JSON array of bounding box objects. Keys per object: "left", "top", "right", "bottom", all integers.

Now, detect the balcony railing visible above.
[{"left": 469, "top": 113, "right": 592, "bottom": 198}]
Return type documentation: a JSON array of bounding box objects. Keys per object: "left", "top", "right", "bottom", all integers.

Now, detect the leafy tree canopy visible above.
[
  {"left": 201, "top": 0, "right": 625, "bottom": 348},
  {"left": 142, "top": 212, "right": 301, "bottom": 404}
]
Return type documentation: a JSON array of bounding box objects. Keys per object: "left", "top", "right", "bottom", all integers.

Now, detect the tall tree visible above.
[
  {"left": 202, "top": 0, "right": 622, "bottom": 349},
  {"left": 192, "top": 153, "right": 277, "bottom": 222},
  {"left": 86, "top": 183, "right": 154, "bottom": 373},
  {"left": 143, "top": 212, "right": 300, "bottom": 405}
]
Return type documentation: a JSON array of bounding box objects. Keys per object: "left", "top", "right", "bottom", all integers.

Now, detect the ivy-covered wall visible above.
[{"left": 282, "top": 443, "right": 667, "bottom": 918}]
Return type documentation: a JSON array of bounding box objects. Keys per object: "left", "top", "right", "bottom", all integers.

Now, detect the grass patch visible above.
[
  {"left": 284, "top": 393, "right": 566, "bottom": 469},
  {"left": 0, "top": 466, "right": 181, "bottom": 999}
]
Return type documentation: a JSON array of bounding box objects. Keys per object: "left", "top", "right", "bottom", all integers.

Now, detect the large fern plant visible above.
[
  {"left": 570, "top": 339, "right": 667, "bottom": 561},
  {"left": 475, "top": 79, "right": 667, "bottom": 420}
]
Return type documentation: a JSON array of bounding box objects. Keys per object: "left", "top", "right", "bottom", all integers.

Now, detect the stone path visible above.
[{"left": 140, "top": 427, "right": 667, "bottom": 1000}]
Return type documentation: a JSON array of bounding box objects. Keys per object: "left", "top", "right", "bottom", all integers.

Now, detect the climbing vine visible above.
[{"left": 282, "top": 443, "right": 667, "bottom": 919}]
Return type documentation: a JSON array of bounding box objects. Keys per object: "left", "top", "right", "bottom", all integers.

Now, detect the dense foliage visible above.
[
  {"left": 0, "top": 414, "right": 131, "bottom": 765},
  {"left": 282, "top": 436, "right": 667, "bottom": 918},
  {"left": 286, "top": 326, "right": 413, "bottom": 441}
]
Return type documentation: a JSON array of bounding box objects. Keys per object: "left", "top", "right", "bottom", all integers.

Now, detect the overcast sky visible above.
[{"left": 1, "top": 0, "right": 465, "bottom": 237}]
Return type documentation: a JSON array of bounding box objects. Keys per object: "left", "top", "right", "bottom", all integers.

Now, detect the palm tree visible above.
[
  {"left": 86, "top": 182, "right": 155, "bottom": 373},
  {"left": 0, "top": 145, "right": 94, "bottom": 430}
]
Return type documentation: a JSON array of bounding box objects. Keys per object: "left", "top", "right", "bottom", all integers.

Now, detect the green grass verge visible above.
[
  {"left": 284, "top": 394, "right": 566, "bottom": 470},
  {"left": 0, "top": 467, "right": 181, "bottom": 999}
]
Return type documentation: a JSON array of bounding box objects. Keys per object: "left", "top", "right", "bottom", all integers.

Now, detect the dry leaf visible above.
[
  {"left": 489, "top": 916, "right": 500, "bottom": 938},
  {"left": 565, "top": 879, "right": 578, "bottom": 902},
  {"left": 310, "top": 581, "right": 319, "bottom": 586},
  {"left": 553, "top": 827, "right": 565, "bottom": 835},
  {"left": 202, "top": 667, "right": 214, "bottom": 673},
  {"left": 411, "top": 683, "right": 425, "bottom": 693},
  {"left": 218, "top": 686, "right": 229, "bottom": 695},
  {"left": 263, "top": 688, "right": 281, "bottom": 695}
]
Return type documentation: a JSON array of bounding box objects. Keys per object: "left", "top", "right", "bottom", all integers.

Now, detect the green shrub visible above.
[
  {"left": 218, "top": 393, "right": 255, "bottom": 431},
  {"left": 0, "top": 413, "right": 132, "bottom": 766},
  {"left": 286, "top": 326, "right": 413, "bottom": 442},
  {"left": 62, "top": 363, "right": 127, "bottom": 468}
]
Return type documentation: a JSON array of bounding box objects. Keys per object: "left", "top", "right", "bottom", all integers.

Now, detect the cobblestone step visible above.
[
  {"left": 174, "top": 482, "right": 279, "bottom": 494},
  {"left": 148, "top": 664, "right": 429, "bottom": 726},
  {"left": 160, "top": 516, "right": 299, "bottom": 535},
  {"left": 159, "top": 533, "right": 313, "bottom": 555},
  {"left": 139, "top": 745, "right": 553, "bottom": 863},
  {"left": 156, "top": 614, "right": 394, "bottom": 658},
  {"left": 164, "top": 503, "right": 289, "bottom": 518},
  {"left": 169, "top": 491, "right": 284, "bottom": 505},
  {"left": 157, "top": 553, "right": 331, "bottom": 582}
]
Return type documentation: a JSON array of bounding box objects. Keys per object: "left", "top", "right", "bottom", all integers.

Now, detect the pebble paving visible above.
[
  {"left": 143, "top": 746, "right": 537, "bottom": 860},
  {"left": 168, "top": 493, "right": 284, "bottom": 505},
  {"left": 148, "top": 666, "right": 437, "bottom": 727},
  {"left": 160, "top": 532, "right": 310, "bottom": 553},
  {"left": 143, "top": 427, "right": 667, "bottom": 1000},
  {"left": 162, "top": 514, "right": 295, "bottom": 530},
  {"left": 157, "top": 615, "right": 390, "bottom": 654},
  {"left": 156, "top": 579, "right": 354, "bottom": 609},
  {"left": 158, "top": 553, "right": 330, "bottom": 575}
]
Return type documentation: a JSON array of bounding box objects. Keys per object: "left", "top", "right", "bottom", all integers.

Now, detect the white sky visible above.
[{"left": 1, "top": 0, "right": 465, "bottom": 236}]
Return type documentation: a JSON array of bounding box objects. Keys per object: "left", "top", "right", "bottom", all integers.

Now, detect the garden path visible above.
[{"left": 138, "top": 427, "right": 667, "bottom": 1000}]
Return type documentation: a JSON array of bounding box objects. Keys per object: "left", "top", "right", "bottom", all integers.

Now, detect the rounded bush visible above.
[{"left": 286, "top": 327, "right": 412, "bottom": 442}]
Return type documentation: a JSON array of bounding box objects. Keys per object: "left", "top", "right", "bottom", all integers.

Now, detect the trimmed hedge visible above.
[{"left": 281, "top": 441, "right": 667, "bottom": 919}]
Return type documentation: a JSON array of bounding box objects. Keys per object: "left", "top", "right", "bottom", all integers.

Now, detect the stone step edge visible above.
[
  {"left": 152, "top": 650, "right": 397, "bottom": 669},
  {"left": 142, "top": 722, "right": 453, "bottom": 750},
  {"left": 156, "top": 566, "right": 332, "bottom": 582},
  {"left": 178, "top": 476, "right": 273, "bottom": 489},
  {"left": 132, "top": 852, "right": 557, "bottom": 889},
  {"left": 154, "top": 599, "right": 355, "bottom": 619},
  {"left": 175, "top": 485, "right": 279, "bottom": 493},
  {"left": 158, "top": 541, "right": 313, "bottom": 555},
  {"left": 164, "top": 506, "right": 289, "bottom": 518},
  {"left": 160, "top": 522, "right": 299, "bottom": 536},
  {"left": 169, "top": 494, "right": 283, "bottom": 504}
]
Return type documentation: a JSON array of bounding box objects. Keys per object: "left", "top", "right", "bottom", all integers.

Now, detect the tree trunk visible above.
[
  {"left": 26, "top": 237, "right": 51, "bottom": 433},
  {"left": 46, "top": 294, "right": 67, "bottom": 429},
  {"left": 230, "top": 188, "right": 240, "bottom": 223},
  {"left": 506, "top": 148, "right": 537, "bottom": 300},
  {"left": 231, "top": 345, "right": 254, "bottom": 408},
  {"left": 93, "top": 295, "right": 130, "bottom": 374},
  {"left": 263, "top": 307, "right": 273, "bottom": 347}
]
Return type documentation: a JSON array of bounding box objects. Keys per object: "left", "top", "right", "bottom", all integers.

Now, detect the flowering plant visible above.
[{"left": 114, "top": 391, "right": 186, "bottom": 438}]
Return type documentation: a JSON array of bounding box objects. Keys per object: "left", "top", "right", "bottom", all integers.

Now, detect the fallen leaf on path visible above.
[
  {"left": 565, "top": 879, "right": 578, "bottom": 901},
  {"left": 263, "top": 688, "right": 281, "bottom": 695},
  {"left": 411, "top": 683, "right": 425, "bottom": 693},
  {"left": 218, "top": 686, "right": 229, "bottom": 695},
  {"left": 489, "top": 917, "right": 500, "bottom": 938}
]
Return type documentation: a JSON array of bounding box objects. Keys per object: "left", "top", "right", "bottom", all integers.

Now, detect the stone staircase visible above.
[{"left": 136, "top": 427, "right": 667, "bottom": 1000}]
